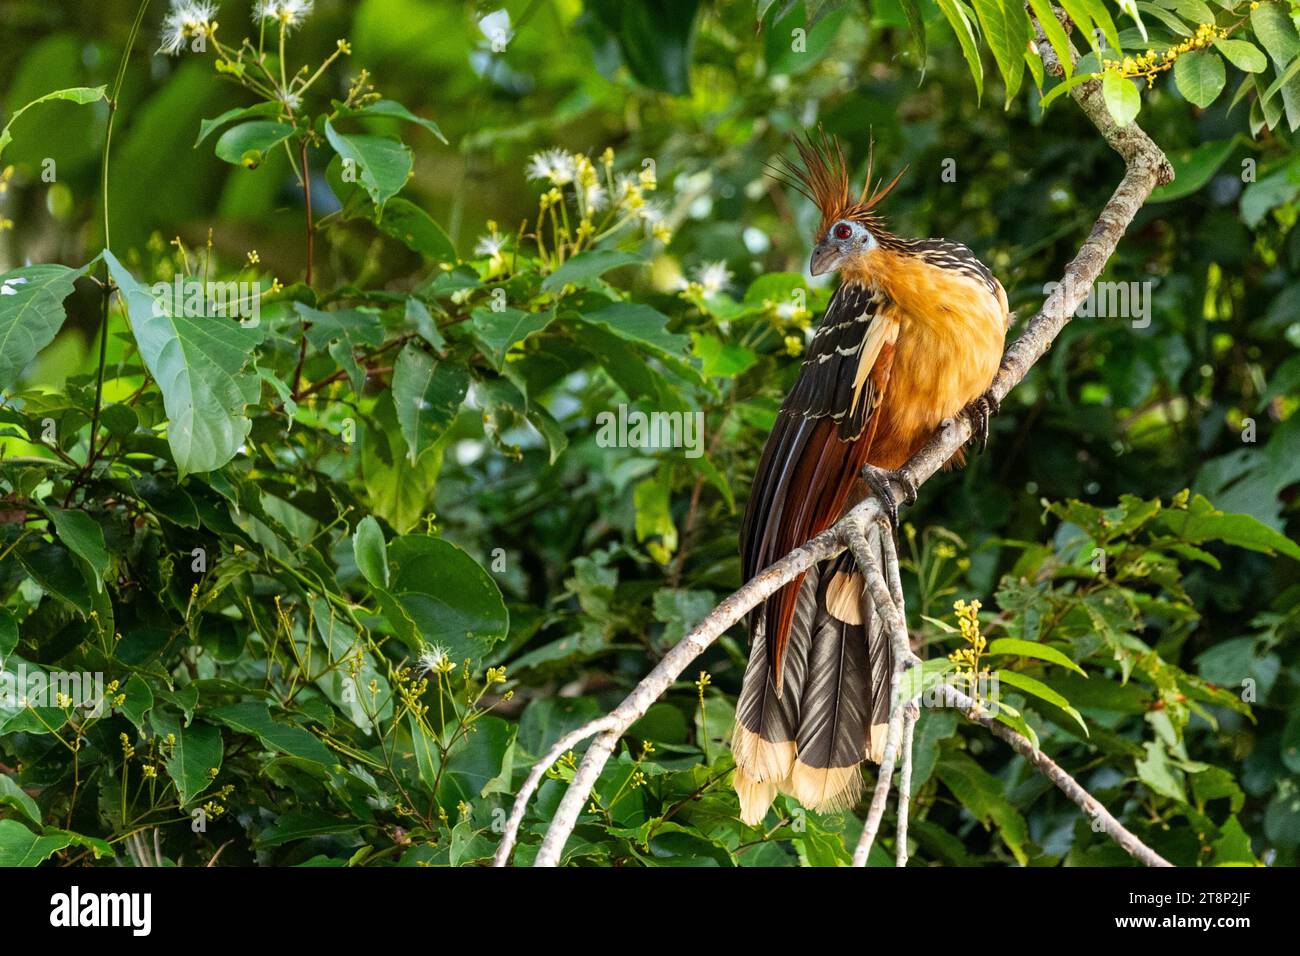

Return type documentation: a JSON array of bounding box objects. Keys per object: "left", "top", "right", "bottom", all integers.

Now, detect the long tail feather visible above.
[{"left": 733, "top": 547, "right": 895, "bottom": 821}]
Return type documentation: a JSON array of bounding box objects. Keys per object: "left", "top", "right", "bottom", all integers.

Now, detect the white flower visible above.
[
  {"left": 475, "top": 229, "right": 506, "bottom": 260},
  {"left": 415, "top": 645, "right": 451, "bottom": 676},
  {"left": 695, "top": 261, "right": 733, "bottom": 298},
  {"left": 580, "top": 180, "right": 607, "bottom": 213},
  {"left": 478, "top": 9, "right": 514, "bottom": 49},
  {"left": 159, "top": 1, "right": 218, "bottom": 56},
  {"left": 526, "top": 148, "right": 576, "bottom": 186},
  {"left": 253, "top": 0, "right": 314, "bottom": 30},
  {"left": 0, "top": 277, "right": 28, "bottom": 296}
]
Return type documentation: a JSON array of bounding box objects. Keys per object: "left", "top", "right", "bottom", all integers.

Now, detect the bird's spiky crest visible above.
[{"left": 769, "top": 127, "right": 906, "bottom": 242}]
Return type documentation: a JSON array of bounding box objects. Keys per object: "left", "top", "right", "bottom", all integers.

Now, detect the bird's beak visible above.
[{"left": 810, "top": 241, "right": 841, "bottom": 277}]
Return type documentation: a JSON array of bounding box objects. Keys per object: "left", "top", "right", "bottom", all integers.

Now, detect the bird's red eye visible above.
[{"left": 833, "top": 222, "right": 853, "bottom": 241}]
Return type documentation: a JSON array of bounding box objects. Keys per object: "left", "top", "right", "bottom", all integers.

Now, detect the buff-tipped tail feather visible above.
[{"left": 731, "top": 553, "right": 894, "bottom": 822}]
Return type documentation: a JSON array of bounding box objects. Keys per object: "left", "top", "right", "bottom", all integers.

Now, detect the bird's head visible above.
[{"left": 772, "top": 129, "right": 905, "bottom": 277}]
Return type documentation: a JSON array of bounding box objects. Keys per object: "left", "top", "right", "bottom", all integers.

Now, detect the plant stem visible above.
[{"left": 84, "top": 0, "right": 153, "bottom": 478}]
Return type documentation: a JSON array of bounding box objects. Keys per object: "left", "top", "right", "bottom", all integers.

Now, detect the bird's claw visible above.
[
  {"left": 963, "top": 390, "right": 1001, "bottom": 453},
  {"left": 861, "top": 464, "right": 917, "bottom": 532}
]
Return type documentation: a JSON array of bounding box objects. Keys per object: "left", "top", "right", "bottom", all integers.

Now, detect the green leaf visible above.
[
  {"left": 151, "top": 713, "right": 223, "bottom": 807},
  {"left": 373, "top": 197, "right": 456, "bottom": 261},
  {"left": 213, "top": 120, "right": 295, "bottom": 167},
  {"left": 194, "top": 101, "right": 281, "bottom": 147},
  {"left": 0, "top": 85, "right": 105, "bottom": 160},
  {"left": 1214, "top": 38, "right": 1268, "bottom": 73},
  {"left": 1135, "top": 741, "right": 1186, "bottom": 802},
  {"left": 296, "top": 303, "right": 385, "bottom": 396},
  {"left": 1058, "top": 0, "right": 1102, "bottom": 51},
  {"left": 324, "top": 118, "right": 412, "bottom": 209},
  {"left": 1174, "top": 50, "right": 1226, "bottom": 107},
  {"left": 986, "top": 637, "right": 1088, "bottom": 676},
  {"left": 391, "top": 344, "right": 469, "bottom": 463},
  {"left": 0, "top": 775, "right": 41, "bottom": 827},
  {"left": 388, "top": 535, "right": 510, "bottom": 664},
  {"left": 935, "top": 752, "right": 1030, "bottom": 863},
  {"left": 206, "top": 702, "right": 334, "bottom": 765},
  {"left": 0, "top": 263, "right": 87, "bottom": 393},
  {"left": 333, "top": 98, "right": 447, "bottom": 143},
  {"left": 409, "top": 713, "right": 441, "bottom": 790},
  {"left": 936, "top": 0, "right": 984, "bottom": 100},
  {"left": 353, "top": 515, "right": 389, "bottom": 588},
  {"left": 898, "top": 0, "right": 928, "bottom": 68},
  {"left": 541, "top": 249, "right": 646, "bottom": 292},
  {"left": 0, "top": 819, "right": 72, "bottom": 866},
  {"left": 1250, "top": 3, "right": 1299, "bottom": 68},
  {"left": 104, "top": 251, "right": 261, "bottom": 476},
  {"left": 361, "top": 395, "right": 443, "bottom": 534},
  {"left": 973, "top": 0, "right": 1031, "bottom": 106},
  {"left": 993, "top": 669, "right": 1089, "bottom": 735},
  {"left": 1080, "top": 0, "right": 1122, "bottom": 51},
  {"left": 1160, "top": 494, "right": 1300, "bottom": 560},
  {"left": 574, "top": 301, "right": 703, "bottom": 384},
  {"left": 46, "top": 508, "right": 110, "bottom": 593},
  {"left": 470, "top": 306, "right": 555, "bottom": 370},
  {"left": 1102, "top": 71, "right": 1141, "bottom": 125}
]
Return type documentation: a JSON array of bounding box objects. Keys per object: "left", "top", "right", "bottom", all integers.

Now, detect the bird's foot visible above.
[
  {"left": 861, "top": 464, "right": 918, "bottom": 532},
  {"left": 963, "top": 389, "right": 1001, "bottom": 453}
]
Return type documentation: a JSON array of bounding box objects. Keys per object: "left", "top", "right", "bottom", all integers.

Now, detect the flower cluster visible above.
[
  {"left": 496, "top": 146, "right": 670, "bottom": 275},
  {"left": 1103, "top": 22, "right": 1227, "bottom": 80},
  {"left": 947, "top": 598, "right": 988, "bottom": 697}
]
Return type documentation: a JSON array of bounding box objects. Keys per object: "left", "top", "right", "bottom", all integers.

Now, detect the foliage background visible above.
[{"left": 0, "top": 0, "right": 1298, "bottom": 867}]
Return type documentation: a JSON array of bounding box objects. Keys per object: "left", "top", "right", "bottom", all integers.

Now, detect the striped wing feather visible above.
[{"left": 741, "top": 281, "right": 897, "bottom": 688}]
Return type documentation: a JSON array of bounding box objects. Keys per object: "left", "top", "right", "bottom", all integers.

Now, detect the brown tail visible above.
[{"left": 731, "top": 550, "right": 893, "bottom": 824}]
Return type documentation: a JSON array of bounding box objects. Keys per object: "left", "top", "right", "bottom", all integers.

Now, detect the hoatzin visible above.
[{"left": 732, "top": 133, "right": 1011, "bottom": 824}]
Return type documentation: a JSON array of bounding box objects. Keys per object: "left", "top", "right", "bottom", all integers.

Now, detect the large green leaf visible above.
[
  {"left": 936, "top": 0, "right": 984, "bottom": 101},
  {"left": 387, "top": 535, "right": 509, "bottom": 664},
  {"left": 324, "top": 118, "right": 412, "bottom": 209},
  {"left": 0, "top": 264, "right": 87, "bottom": 392},
  {"left": 391, "top": 343, "right": 469, "bottom": 463},
  {"left": 1102, "top": 71, "right": 1141, "bottom": 126},
  {"left": 0, "top": 85, "right": 105, "bottom": 160},
  {"left": 470, "top": 306, "right": 555, "bottom": 370},
  {"left": 1173, "top": 50, "right": 1226, "bottom": 108},
  {"left": 151, "top": 713, "right": 223, "bottom": 807},
  {"left": 0, "top": 819, "right": 73, "bottom": 866},
  {"left": 373, "top": 197, "right": 457, "bottom": 261},
  {"left": 332, "top": 98, "right": 447, "bottom": 143},
  {"left": 353, "top": 515, "right": 390, "bottom": 588},
  {"left": 104, "top": 251, "right": 262, "bottom": 476},
  {"left": 45, "top": 508, "right": 110, "bottom": 593},
  {"left": 972, "top": 0, "right": 1030, "bottom": 107},
  {"left": 213, "top": 120, "right": 295, "bottom": 167},
  {"left": 206, "top": 702, "right": 334, "bottom": 766}
]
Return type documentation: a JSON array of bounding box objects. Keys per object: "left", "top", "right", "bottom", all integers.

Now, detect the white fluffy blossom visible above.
[
  {"left": 526, "top": 148, "right": 576, "bottom": 186},
  {"left": 695, "top": 261, "right": 733, "bottom": 298},
  {"left": 159, "top": 1, "right": 218, "bottom": 56},
  {"left": 253, "top": 0, "right": 314, "bottom": 30}
]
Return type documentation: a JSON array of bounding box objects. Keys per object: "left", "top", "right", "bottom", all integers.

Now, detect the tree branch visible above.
[{"left": 493, "top": 18, "right": 1174, "bottom": 868}]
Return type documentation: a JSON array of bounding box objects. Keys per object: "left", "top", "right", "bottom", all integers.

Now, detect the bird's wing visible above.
[{"left": 741, "top": 281, "right": 898, "bottom": 688}]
